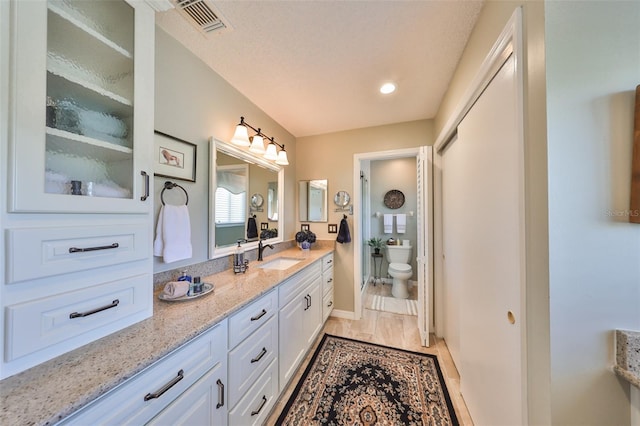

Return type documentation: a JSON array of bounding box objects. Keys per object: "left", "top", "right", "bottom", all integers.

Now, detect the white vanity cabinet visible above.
[
  {"left": 227, "top": 290, "right": 279, "bottom": 426},
  {"left": 321, "top": 253, "right": 335, "bottom": 322},
  {"left": 1, "top": 0, "right": 157, "bottom": 379},
  {"left": 278, "top": 260, "right": 323, "bottom": 389},
  {"left": 60, "top": 322, "right": 228, "bottom": 426}
]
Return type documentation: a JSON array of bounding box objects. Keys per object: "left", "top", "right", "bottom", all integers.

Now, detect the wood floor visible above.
[{"left": 265, "top": 293, "right": 474, "bottom": 425}]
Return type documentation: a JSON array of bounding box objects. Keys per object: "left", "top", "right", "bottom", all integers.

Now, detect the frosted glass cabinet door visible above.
[{"left": 8, "top": 0, "right": 154, "bottom": 213}]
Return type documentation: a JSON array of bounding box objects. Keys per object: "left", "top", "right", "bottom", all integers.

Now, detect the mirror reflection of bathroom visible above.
[
  {"left": 363, "top": 157, "right": 418, "bottom": 315},
  {"left": 298, "top": 179, "right": 328, "bottom": 222}
]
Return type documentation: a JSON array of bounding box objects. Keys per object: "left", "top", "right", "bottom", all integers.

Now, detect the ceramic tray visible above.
[{"left": 158, "top": 283, "right": 214, "bottom": 302}]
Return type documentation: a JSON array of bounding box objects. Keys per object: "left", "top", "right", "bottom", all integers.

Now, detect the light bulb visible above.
[{"left": 276, "top": 149, "right": 289, "bottom": 165}]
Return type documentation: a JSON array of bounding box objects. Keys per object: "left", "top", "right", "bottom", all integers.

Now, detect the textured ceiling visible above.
[{"left": 156, "top": 1, "right": 484, "bottom": 137}]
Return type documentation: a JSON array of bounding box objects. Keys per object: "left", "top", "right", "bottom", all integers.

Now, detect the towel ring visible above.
[{"left": 161, "top": 181, "right": 189, "bottom": 205}]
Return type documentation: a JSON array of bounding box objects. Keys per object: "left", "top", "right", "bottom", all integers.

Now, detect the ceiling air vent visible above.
[{"left": 173, "top": 0, "right": 231, "bottom": 35}]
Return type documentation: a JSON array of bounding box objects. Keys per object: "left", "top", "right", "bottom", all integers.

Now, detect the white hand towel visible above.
[
  {"left": 396, "top": 214, "right": 406, "bottom": 234},
  {"left": 153, "top": 205, "right": 193, "bottom": 263},
  {"left": 383, "top": 214, "right": 393, "bottom": 234},
  {"left": 163, "top": 281, "right": 190, "bottom": 299}
]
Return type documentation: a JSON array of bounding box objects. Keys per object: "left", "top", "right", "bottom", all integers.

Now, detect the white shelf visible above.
[
  {"left": 46, "top": 127, "right": 133, "bottom": 163},
  {"left": 48, "top": 0, "right": 133, "bottom": 58},
  {"left": 47, "top": 71, "right": 133, "bottom": 115}
]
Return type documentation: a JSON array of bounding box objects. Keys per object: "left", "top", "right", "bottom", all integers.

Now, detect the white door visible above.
[
  {"left": 442, "top": 54, "right": 525, "bottom": 425},
  {"left": 416, "top": 146, "right": 433, "bottom": 346}
]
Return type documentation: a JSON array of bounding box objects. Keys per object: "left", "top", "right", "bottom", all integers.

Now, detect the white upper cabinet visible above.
[{"left": 8, "top": 0, "right": 154, "bottom": 213}]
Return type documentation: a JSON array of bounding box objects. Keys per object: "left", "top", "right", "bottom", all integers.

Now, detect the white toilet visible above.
[{"left": 385, "top": 244, "right": 413, "bottom": 299}]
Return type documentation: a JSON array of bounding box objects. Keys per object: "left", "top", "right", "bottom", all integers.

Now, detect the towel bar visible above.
[{"left": 161, "top": 181, "right": 189, "bottom": 205}]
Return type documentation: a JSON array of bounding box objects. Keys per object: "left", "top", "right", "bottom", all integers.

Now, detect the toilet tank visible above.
[{"left": 385, "top": 244, "right": 412, "bottom": 264}]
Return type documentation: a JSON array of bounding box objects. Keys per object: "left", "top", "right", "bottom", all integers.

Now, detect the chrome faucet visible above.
[{"left": 258, "top": 239, "right": 274, "bottom": 261}]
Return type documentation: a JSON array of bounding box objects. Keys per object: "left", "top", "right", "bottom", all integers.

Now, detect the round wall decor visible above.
[{"left": 383, "top": 189, "right": 405, "bottom": 209}]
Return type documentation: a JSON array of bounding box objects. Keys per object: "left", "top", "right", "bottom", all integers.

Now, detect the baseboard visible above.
[{"left": 330, "top": 309, "right": 356, "bottom": 320}]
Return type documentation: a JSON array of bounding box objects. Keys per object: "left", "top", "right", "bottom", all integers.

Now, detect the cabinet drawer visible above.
[
  {"left": 228, "top": 359, "right": 278, "bottom": 426},
  {"left": 6, "top": 224, "right": 150, "bottom": 284},
  {"left": 322, "top": 268, "right": 334, "bottom": 296},
  {"left": 322, "top": 253, "right": 334, "bottom": 271},
  {"left": 278, "top": 261, "right": 321, "bottom": 307},
  {"left": 323, "top": 290, "right": 334, "bottom": 323},
  {"left": 228, "top": 315, "right": 278, "bottom": 408},
  {"left": 5, "top": 274, "right": 151, "bottom": 361},
  {"left": 61, "top": 321, "right": 227, "bottom": 426},
  {"left": 228, "top": 289, "right": 277, "bottom": 350}
]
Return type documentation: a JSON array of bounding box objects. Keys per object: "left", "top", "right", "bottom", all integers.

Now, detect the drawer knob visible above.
[
  {"left": 69, "top": 299, "right": 119, "bottom": 319},
  {"left": 69, "top": 242, "right": 119, "bottom": 253},
  {"left": 250, "top": 309, "right": 267, "bottom": 321},
  {"left": 144, "top": 369, "right": 184, "bottom": 401},
  {"left": 250, "top": 347, "right": 267, "bottom": 363},
  {"left": 251, "top": 395, "right": 267, "bottom": 416}
]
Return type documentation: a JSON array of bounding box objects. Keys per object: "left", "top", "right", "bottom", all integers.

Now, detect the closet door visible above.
[{"left": 444, "top": 54, "right": 525, "bottom": 425}]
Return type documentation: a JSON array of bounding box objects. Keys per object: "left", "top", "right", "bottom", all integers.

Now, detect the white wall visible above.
[{"left": 546, "top": 2, "right": 640, "bottom": 424}]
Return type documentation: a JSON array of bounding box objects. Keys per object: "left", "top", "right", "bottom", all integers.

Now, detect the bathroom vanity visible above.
[{"left": 0, "top": 248, "right": 334, "bottom": 425}]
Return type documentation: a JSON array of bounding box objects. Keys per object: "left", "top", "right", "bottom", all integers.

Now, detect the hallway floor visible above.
[{"left": 266, "top": 307, "right": 474, "bottom": 425}]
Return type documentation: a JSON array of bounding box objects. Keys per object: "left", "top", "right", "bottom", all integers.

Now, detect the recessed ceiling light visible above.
[{"left": 380, "top": 82, "right": 396, "bottom": 94}]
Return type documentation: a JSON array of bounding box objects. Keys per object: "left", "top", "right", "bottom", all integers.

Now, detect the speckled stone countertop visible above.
[
  {"left": 615, "top": 329, "right": 640, "bottom": 389},
  {"left": 0, "top": 247, "right": 333, "bottom": 426}
]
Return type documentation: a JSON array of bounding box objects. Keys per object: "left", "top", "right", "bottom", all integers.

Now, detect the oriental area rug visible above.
[{"left": 276, "top": 334, "right": 459, "bottom": 426}]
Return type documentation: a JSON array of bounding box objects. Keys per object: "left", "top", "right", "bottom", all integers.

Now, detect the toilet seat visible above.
[{"left": 388, "top": 262, "right": 411, "bottom": 273}]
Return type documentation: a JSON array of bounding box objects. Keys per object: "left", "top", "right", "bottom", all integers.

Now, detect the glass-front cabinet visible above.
[{"left": 9, "top": 0, "right": 154, "bottom": 213}]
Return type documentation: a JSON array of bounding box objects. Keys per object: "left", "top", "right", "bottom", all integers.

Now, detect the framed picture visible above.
[
  {"left": 301, "top": 224, "right": 310, "bottom": 232},
  {"left": 154, "top": 131, "right": 197, "bottom": 182}
]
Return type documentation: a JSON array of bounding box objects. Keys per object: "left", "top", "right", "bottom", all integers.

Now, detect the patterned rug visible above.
[
  {"left": 276, "top": 334, "right": 458, "bottom": 426},
  {"left": 366, "top": 294, "right": 418, "bottom": 316}
]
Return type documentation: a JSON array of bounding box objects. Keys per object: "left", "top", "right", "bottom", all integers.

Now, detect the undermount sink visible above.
[{"left": 258, "top": 257, "right": 303, "bottom": 270}]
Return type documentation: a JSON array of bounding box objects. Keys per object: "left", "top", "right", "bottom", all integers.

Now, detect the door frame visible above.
[{"left": 353, "top": 147, "right": 432, "bottom": 345}]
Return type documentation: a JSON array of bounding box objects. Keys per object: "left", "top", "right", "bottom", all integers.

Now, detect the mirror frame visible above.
[{"left": 209, "top": 137, "right": 284, "bottom": 259}]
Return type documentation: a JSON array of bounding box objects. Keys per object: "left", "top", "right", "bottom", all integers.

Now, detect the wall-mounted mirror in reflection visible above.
[
  {"left": 299, "top": 179, "right": 328, "bottom": 222},
  {"left": 267, "top": 182, "right": 278, "bottom": 221},
  {"left": 209, "top": 138, "right": 284, "bottom": 259}
]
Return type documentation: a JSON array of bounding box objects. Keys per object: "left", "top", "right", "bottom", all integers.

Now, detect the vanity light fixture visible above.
[{"left": 231, "top": 116, "right": 289, "bottom": 165}]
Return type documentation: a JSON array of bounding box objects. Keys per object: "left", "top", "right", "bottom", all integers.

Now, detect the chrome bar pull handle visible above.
[
  {"left": 141, "top": 171, "right": 150, "bottom": 201},
  {"left": 216, "top": 379, "right": 225, "bottom": 408},
  {"left": 250, "top": 309, "right": 267, "bottom": 321},
  {"left": 251, "top": 347, "right": 267, "bottom": 363},
  {"left": 69, "top": 299, "right": 119, "bottom": 318},
  {"left": 69, "top": 243, "right": 119, "bottom": 253},
  {"left": 251, "top": 395, "right": 267, "bottom": 416},
  {"left": 144, "top": 369, "right": 184, "bottom": 401}
]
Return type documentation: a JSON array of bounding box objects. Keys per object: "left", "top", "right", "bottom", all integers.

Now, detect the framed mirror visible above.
[
  {"left": 209, "top": 138, "right": 284, "bottom": 259},
  {"left": 334, "top": 190, "right": 350, "bottom": 207},
  {"left": 251, "top": 193, "right": 264, "bottom": 209},
  {"left": 299, "top": 179, "right": 328, "bottom": 222}
]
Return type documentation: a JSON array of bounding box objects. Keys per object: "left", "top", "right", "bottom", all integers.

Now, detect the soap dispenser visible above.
[{"left": 233, "top": 240, "right": 247, "bottom": 274}]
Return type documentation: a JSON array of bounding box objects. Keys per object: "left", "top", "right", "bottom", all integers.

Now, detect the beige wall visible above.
[
  {"left": 434, "top": 1, "right": 551, "bottom": 424},
  {"left": 546, "top": 2, "right": 640, "bottom": 425},
  {"left": 154, "top": 29, "right": 297, "bottom": 273},
  {"left": 296, "top": 120, "right": 433, "bottom": 312}
]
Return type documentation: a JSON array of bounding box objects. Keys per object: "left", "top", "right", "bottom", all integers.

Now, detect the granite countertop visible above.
[
  {"left": 615, "top": 329, "right": 640, "bottom": 389},
  {"left": 0, "top": 247, "right": 333, "bottom": 426}
]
